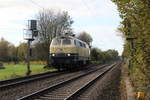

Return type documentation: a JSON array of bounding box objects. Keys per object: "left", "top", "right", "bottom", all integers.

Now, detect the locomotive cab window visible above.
[
  {"left": 74, "top": 40, "right": 80, "bottom": 47},
  {"left": 74, "top": 40, "right": 86, "bottom": 48},
  {"left": 51, "top": 39, "right": 61, "bottom": 45},
  {"left": 63, "top": 39, "right": 71, "bottom": 45},
  {"left": 82, "top": 43, "right": 86, "bottom": 48},
  {"left": 80, "top": 42, "right": 85, "bottom": 48},
  {"left": 79, "top": 42, "right": 83, "bottom": 47}
]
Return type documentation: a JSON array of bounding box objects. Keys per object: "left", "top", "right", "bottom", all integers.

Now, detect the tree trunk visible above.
[{"left": 46, "top": 42, "right": 51, "bottom": 67}]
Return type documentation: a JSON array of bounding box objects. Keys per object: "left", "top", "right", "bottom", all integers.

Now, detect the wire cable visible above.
[
  {"left": 80, "top": 0, "right": 93, "bottom": 15},
  {"left": 28, "top": 0, "right": 44, "bottom": 9}
]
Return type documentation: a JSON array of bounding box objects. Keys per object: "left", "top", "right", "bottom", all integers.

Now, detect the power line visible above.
[
  {"left": 80, "top": 0, "right": 93, "bottom": 15},
  {"left": 81, "top": 0, "right": 91, "bottom": 10},
  {"left": 28, "top": 0, "right": 44, "bottom": 9}
]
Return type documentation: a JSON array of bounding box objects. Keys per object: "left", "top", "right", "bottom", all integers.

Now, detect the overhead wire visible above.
[
  {"left": 28, "top": 0, "right": 44, "bottom": 10},
  {"left": 80, "top": 0, "right": 94, "bottom": 15}
]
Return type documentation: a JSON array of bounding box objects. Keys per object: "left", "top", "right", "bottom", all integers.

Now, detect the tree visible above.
[
  {"left": 17, "top": 43, "right": 27, "bottom": 61},
  {"left": 8, "top": 44, "right": 18, "bottom": 63},
  {"left": 112, "top": 0, "right": 150, "bottom": 98},
  {"left": 31, "top": 42, "right": 47, "bottom": 61},
  {"left": 0, "top": 38, "right": 18, "bottom": 62},
  {"left": 0, "top": 38, "right": 10, "bottom": 61},
  {"left": 106, "top": 49, "right": 119, "bottom": 60},
  {"left": 77, "top": 31, "right": 93, "bottom": 45},
  {"left": 36, "top": 9, "right": 73, "bottom": 67},
  {"left": 91, "top": 48, "right": 100, "bottom": 61},
  {"left": 91, "top": 47, "right": 119, "bottom": 63}
]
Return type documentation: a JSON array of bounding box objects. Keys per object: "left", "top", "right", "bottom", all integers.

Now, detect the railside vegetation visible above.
[
  {"left": 112, "top": 0, "right": 150, "bottom": 99},
  {"left": 0, "top": 64, "right": 56, "bottom": 80}
]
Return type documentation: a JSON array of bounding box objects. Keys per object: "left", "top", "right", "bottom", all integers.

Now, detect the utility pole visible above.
[{"left": 24, "top": 20, "right": 38, "bottom": 76}]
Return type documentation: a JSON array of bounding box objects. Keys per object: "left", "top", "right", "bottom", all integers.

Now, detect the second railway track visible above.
[
  {"left": 0, "top": 64, "right": 107, "bottom": 100},
  {"left": 18, "top": 63, "right": 118, "bottom": 100},
  {"left": 0, "top": 64, "right": 98, "bottom": 88},
  {"left": 0, "top": 71, "right": 64, "bottom": 89}
]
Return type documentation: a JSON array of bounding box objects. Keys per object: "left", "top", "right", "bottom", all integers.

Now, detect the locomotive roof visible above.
[{"left": 54, "top": 36, "right": 87, "bottom": 45}]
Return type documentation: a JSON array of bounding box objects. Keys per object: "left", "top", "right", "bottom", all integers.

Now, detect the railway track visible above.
[
  {"left": 0, "top": 64, "right": 107, "bottom": 100},
  {"left": 67, "top": 62, "right": 121, "bottom": 100},
  {"left": 0, "top": 64, "right": 99, "bottom": 90},
  {"left": 0, "top": 71, "right": 65, "bottom": 90},
  {"left": 18, "top": 63, "right": 117, "bottom": 100},
  {"left": 0, "top": 71, "right": 62, "bottom": 86},
  {"left": 0, "top": 64, "right": 98, "bottom": 87}
]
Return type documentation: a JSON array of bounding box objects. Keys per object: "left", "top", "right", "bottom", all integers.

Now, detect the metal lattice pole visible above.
[{"left": 26, "top": 40, "right": 31, "bottom": 75}]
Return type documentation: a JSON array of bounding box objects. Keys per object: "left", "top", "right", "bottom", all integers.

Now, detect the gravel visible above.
[
  {"left": 0, "top": 71, "right": 87, "bottom": 100},
  {"left": 75, "top": 63, "right": 121, "bottom": 100}
]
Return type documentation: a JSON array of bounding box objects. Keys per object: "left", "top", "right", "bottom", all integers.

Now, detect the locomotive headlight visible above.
[
  {"left": 67, "top": 53, "right": 71, "bottom": 56},
  {"left": 52, "top": 54, "right": 55, "bottom": 56}
]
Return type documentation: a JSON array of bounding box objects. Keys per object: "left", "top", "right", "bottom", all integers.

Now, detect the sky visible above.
[{"left": 0, "top": 0, "right": 124, "bottom": 55}]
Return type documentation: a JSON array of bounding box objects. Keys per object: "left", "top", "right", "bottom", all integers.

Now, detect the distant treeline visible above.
[
  {"left": 91, "top": 47, "right": 120, "bottom": 63},
  {"left": 0, "top": 38, "right": 119, "bottom": 64}
]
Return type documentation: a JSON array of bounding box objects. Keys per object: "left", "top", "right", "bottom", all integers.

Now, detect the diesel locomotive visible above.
[{"left": 49, "top": 35, "right": 90, "bottom": 69}]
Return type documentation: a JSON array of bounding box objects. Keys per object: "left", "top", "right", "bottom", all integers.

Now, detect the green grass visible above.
[{"left": 0, "top": 64, "right": 57, "bottom": 80}]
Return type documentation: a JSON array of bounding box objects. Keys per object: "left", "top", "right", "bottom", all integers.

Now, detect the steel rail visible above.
[
  {"left": 0, "top": 71, "right": 59, "bottom": 86},
  {"left": 0, "top": 63, "right": 99, "bottom": 86},
  {"left": 18, "top": 63, "right": 116, "bottom": 100},
  {"left": 0, "top": 71, "right": 65, "bottom": 90},
  {"left": 65, "top": 62, "right": 120, "bottom": 100}
]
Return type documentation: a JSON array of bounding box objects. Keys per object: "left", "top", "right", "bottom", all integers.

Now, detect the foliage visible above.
[
  {"left": 0, "top": 38, "right": 10, "bottom": 61},
  {"left": 0, "top": 38, "right": 18, "bottom": 62},
  {"left": 0, "top": 38, "right": 27, "bottom": 63},
  {"left": 0, "top": 62, "right": 2, "bottom": 65},
  {"left": 91, "top": 47, "right": 119, "bottom": 64},
  {"left": 17, "top": 42, "right": 27, "bottom": 61},
  {"left": 31, "top": 42, "right": 47, "bottom": 61},
  {"left": 77, "top": 31, "right": 93, "bottom": 45},
  {"left": 112, "top": 0, "right": 150, "bottom": 98}
]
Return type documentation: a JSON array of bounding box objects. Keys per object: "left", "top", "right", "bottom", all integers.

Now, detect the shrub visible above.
[{"left": 0, "top": 61, "right": 3, "bottom": 66}]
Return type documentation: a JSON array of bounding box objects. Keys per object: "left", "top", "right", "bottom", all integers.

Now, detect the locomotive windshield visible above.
[
  {"left": 62, "top": 39, "right": 71, "bottom": 45},
  {"left": 51, "top": 39, "right": 61, "bottom": 45}
]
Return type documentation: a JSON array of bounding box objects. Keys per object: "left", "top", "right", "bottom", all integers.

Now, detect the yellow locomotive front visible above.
[{"left": 50, "top": 36, "right": 90, "bottom": 69}]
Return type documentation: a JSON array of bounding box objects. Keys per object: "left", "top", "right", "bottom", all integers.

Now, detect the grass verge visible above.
[{"left": 0, "top": 64, "right": 57, "bottom": 80}]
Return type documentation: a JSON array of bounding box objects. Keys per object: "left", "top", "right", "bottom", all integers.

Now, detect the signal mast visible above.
[{"left": 24, "top": 20, "right": 38, "bottom": 75}]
